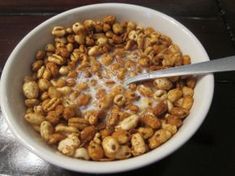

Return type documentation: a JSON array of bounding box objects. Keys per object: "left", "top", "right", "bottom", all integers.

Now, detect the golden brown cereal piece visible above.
[
  {"left": 52, "top": 26, "right": 66, "bottom": 37},
  {"left": 153, "top": 101, "right": 168, "bottom": 116},
  {"left": 24, "top": 112, "right": 45, "bottom": 125},
  {"left": 88, "top": 46, "right": 100, "bottom": 56},
  {"left": 182, "top": 86, "right": 194, "bottom": 97},
  {"left": 117, "top": 114, "right": 139, "bottom": 131},
  {"left": 46, "top": 62, "right": 59, "bottom": 77},
  {"left": 68, "top": 117, "right": 89, "bottom": 130},
  {"left": 76, "top": 82, "right": 88, "bottom": 92},
  {"left": 42, "top": 98, "right": 61, "bottom": 112},
  {"left": 141, "top": 113, "right": 161, "bottom": 129},
  {"left": 113, "top": 94, "right": 126, "bottom": 106},
  {"left": 84, "top": 111, "right": 100, "bottom": 125},
  {"left": 33, "top": 105, "right": 44, "bottom": 115},
  {"left": 182, "top": 96, "right": 194, "bottom": 110},
  {"left": 112, "top": 23, "right": 123, "bottom": 34},
  {"left": 124, "top": 90, "right": 139, "bottom": 101},
  {"left": 170, "top": 107, "right": 189, "bottom": 118},
  {"left": 148, "top": 129, "right": 172, "bottom": 149},
  {"left": 103, "top": 16, "right": 116, "bottom": 25},
  {"left": 167, "top": 88, "right": 183, "bottom": 102},
  {"left": 138, "top": 127, "right": 154, "bottom": 139},
  {"left": 138, "top": 85, "right": 153, "bottom": 97},
  {"left": 59, "top": 67, "right": 70, "bottom": 76},
  {"left": 48, "top": 87, "right": 62, "bottom": 98},
  {"left": 23, "top": 81, "right": 39, "bottom": 99},
  {"left": 98, "top": 94, "right": 113, "bottom": 110},
  {"left": 55, "top": 123, "right": 79, "bottom": 133},
  {"left": 97, "top": 36, "right": 108, "bottom": 46},
  {"left": 112, "top": 129, "right": 130, "bottom": 144},
  {"left": 183, "top": 55, "right": 191, "bottom": 65},
  {"left": 162, "top": 123, "right": 177, "bottom": 135},
  {"left": 80, "top": 126, "right": 96, "bottom": 144},
  {"left": 88, "top": 141, "right": 104, "bottom": 161},
  {"left": 58, "top": 133, "right": 80, "bottom": 156},
  {"left": 46, "top": 111, "right": 60, "bottom": 125},
  {"left": 25, "top": 99, "right": 40, "bottom": 108},
  {"left": 48, "top": 54, "right": 66, "bottom": 65},
  {"left": 166, "top": 115, "right": 182, "bottom": 127},
  {"left": 138, "top": 56, "right": 150, "bottom": 67},
  {"left": 131, "top": 133, "right": 147, "bottom": 156},
  {"left": 101, "top": 54, "right": 113, "bottom": 66},
  {"left": 102, "top": 136, "right": 120, "bottom": 158},
  {"left": 126, "top": 104, "right": 139, "bottom": 113},
  {"left": 153, "top": 78, "right": 173, "bottom": 90},
  {"left": 63, "top": 106, "right": 76, "bottom": 120},
  {"left": 72, "top": 22, "right": 85, "bottom": 34},
  {"left": 32, "top": 60, "right": 44, "bottom": 71},
  {"left": 83, "top": 19, "right": 95, "bottom": 30},
  {"left": 40, "top": 121, "right": 54, "bottom": 141},
  {"left": 76, "top": 93, "right": 91, "bottom": 106},
  {"left": 57, "top": 86, "right": 72, "bottom": 95},
  {"left": 111, "top": 85, "right": 124, "bottom": 97},
  {"left": 115, "top": 145, "right": 132, "bottom": 159},
  {"left": 100, "top": 128, "right": 112, "bottom": 139},
  {"left": 38, "top": 79, "right": 50, "bottom": 91},
  {"left": 48, "top": 133, "right": 65, "bottom": 145}
]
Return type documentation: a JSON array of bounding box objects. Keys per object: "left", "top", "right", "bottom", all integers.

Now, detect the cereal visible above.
[
  {"left": 23, "top": 81, "right": 39, "bottom": 99},
  {"left": 22, "top": 16, "right": 196, "bottom": 161},
  {"left": 58, "top": 133, "right": 80, "bottom": 156},
  {"left": 131, "top": 133, "right": 147, "bottom": 156}
]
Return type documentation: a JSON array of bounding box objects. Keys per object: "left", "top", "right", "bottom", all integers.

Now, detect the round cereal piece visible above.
[
  {"left": 102, "top": 136, "right": 120, "bottom": 158},
  {"left": 88, "top": 141, "right": 104, "bottom": 161}
]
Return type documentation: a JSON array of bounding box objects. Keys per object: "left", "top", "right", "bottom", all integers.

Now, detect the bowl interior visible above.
[{"left": 0, "top": 3, "right": 214, "bottom": 174}]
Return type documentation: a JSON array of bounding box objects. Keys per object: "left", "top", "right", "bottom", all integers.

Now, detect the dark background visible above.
[{"left": 0, "top": 0, "right": 235, "bottom": 175}]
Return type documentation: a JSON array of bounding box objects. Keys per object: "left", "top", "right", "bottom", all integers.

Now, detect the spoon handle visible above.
[{"left": 125, "top": 55, "right": 235, "bottom": 85}]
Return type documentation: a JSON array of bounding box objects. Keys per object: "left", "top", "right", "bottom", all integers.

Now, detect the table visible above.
[{"left": 1, "top": 1, "right": 235, "bottom": 175}]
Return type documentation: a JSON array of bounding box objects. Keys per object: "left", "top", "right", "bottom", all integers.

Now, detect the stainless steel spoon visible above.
[{"left": 124, "top": 55, "right": 235, "bottom": 85}]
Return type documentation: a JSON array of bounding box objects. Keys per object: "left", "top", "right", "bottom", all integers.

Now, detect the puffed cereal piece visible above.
[
  {"left": 74, "top": 147, "right": 90, "bottom": 160},
  {"left": 153, "top": 78, "right": 173, "bottom": 90},
  {"left": 117, "top": 114, "right": 139, "bottom": 131},
  {"left": 115, "top": 145, "right": 132, "bottom": 159},
  {"left": 23, "top": 81, "right": 39, "bottom": 99},
  {"left": 58, "top": 133, "right": 80, "bottom": 156},
  {"left": 153, "top": 101, "right": 168, "bottom": 116},
  {"left": 181, "top": 96, "right": 194, "bottom": 110},
  {"left": 88, "top": 141, "right": 104, "bottom": 160},
  {"left": 167, "top": 88, "right": 183, "bottom": 102},
  {"left": 138, "top": 127, "right": 154, "bottom": 139},
  {"left": 113, "top": 94, "right": 126, "bottom": 106},
  {"left": 112, "top": 129, "right": 130, "bottom": 144},
  {"left": 131, "top": 133, "right": 147, "bottom": 156},
  {"left": 40, "top": 121, "right": 54, "bottom": 141},
  {"left": 141, "top": 113, "right": 161, "bottom": 129},
  {"left": 148, "top": 129, "right": 172, "bottom": 149},
  {"left": 102, "top": 136, "right": 120, "bottom": 158},
  {"left": 24, "top": 112, "right": 45, "bottom": 125}
]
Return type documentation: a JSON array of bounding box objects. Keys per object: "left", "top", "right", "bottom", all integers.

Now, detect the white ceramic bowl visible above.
[{"left": 0, "top": 3, "right": 214, "bottom": 174}]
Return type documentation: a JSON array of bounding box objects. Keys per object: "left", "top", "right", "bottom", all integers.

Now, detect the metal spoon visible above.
[{"left": 124, "top": 55, "right": 235, "bottom": 85}]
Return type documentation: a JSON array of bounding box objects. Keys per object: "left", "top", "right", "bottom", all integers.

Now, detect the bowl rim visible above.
[{"left": 0, "top": 3, "right": 214, "bottom": 174}]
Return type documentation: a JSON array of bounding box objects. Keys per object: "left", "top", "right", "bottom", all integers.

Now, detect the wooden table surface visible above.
[{"left": 0, "top": 1, "right": 235, "bottom": 175}]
